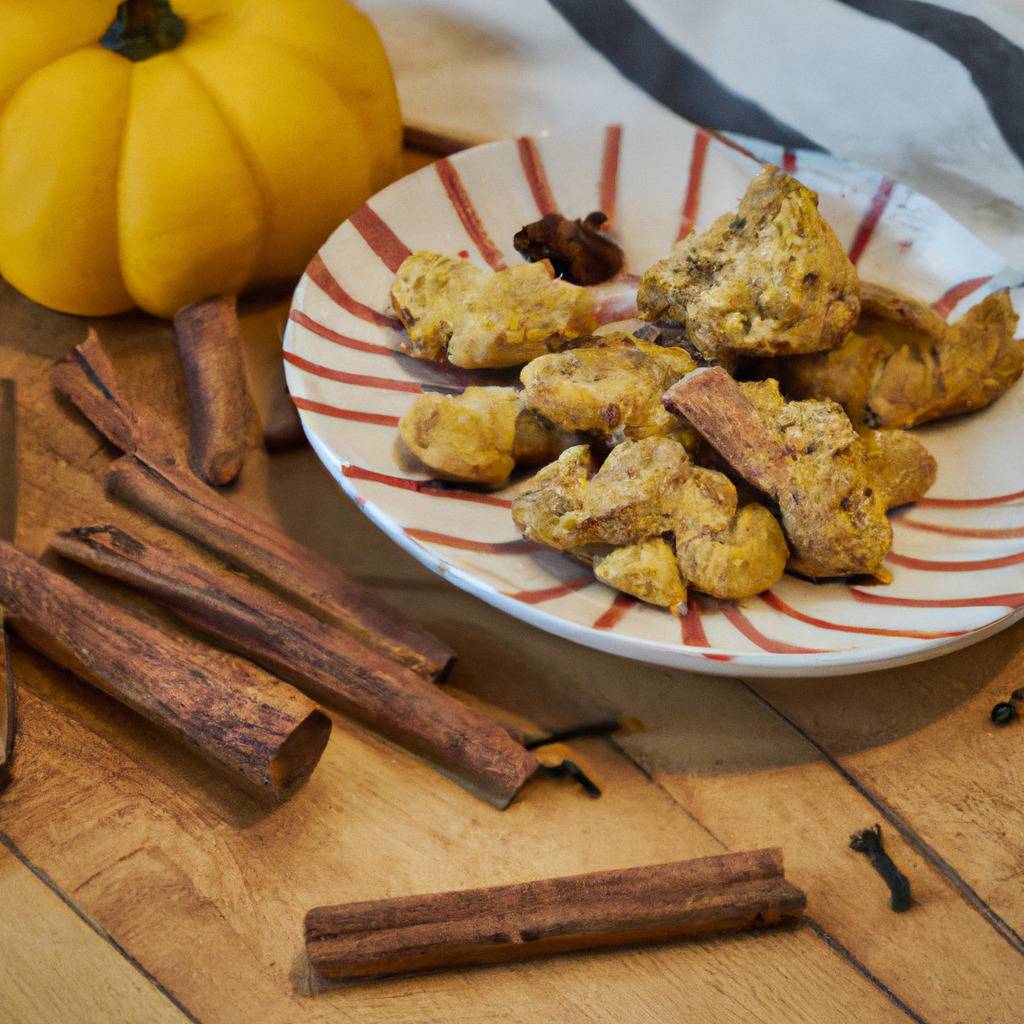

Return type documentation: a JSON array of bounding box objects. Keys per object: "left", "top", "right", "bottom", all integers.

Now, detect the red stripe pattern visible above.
[
  {"left": 917, "top": 488, "right": 1024, "bottom": 509},
  {"left": 348, "top": 205, "right": 412, "bottom": 273},
  {"left": 599, "top": 124, "right": 623, "bottom": 224},
  {"left": 896, "top": 516, "right": 1024, "bottom": 540},
  {"left": 932, "top": 275, "right": 992, "bottom": 318},
  {"left": 517, "top": 137, "right": 558, "bottom": 216},
  {"left": 761, "top": 590, "right": 962, "bottom": 640},
  {"left": 342, "top": 465, "right": 513, "bottom": 508},
  {"left": 406, "top": 528, "right": 541, "bottom": 554},
  {"left": 289, "top": 310, "right": 395, "bottom": 356},
  {"left": 851, "top": 588, "right": 1024, "bottom": 609},
  {"left": 305, "top": 254, "right": 402, "bottom": 329},
  {"left": 285, "top": 350, "right": 423, "bottom": 394},
  {"left": 291, "top": 396, "right": 399, "bottom": 426},
  {"left": 887, "top": 549, "right": 1024, "bottom": 572},
  {"left": 679, "top": 597, "right": 733, "bottom": 661},
  {"left": 435, "top": 158, "right": 507, "bottom": 270},
  {"left": 507, "top": 578, "right": 593, "bottom": 604},
  {"left": 677, "top": 128, "right": 710, "bottom": 241},
  {"left": 719, "top": 602, "right": 830, "bottom": 654},
  {"left": 592, "top": 591, "right": 636, "bottom": 629},
  {"left": 847, "top": 177, "right": 896, "bottom": 265}
]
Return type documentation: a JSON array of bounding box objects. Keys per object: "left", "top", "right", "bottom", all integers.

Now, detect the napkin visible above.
[{"left": 365, "top": 0, "right": 1024, "bottom": 269}]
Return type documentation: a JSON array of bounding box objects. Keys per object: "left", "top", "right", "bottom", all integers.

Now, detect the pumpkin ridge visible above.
[
  {"left": 111, "top": 57, "right": 137, "bottom": 312},
  {"left": 173, "top": 48, "right": 273, "bottom": 287},
  {"left": 240, "top": 29, "right": 398, "bottom": 191}
]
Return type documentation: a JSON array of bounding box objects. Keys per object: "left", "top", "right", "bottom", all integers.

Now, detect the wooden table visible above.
[{"left": 1, "top": 231, "right": 1022, "bottom": 1024}]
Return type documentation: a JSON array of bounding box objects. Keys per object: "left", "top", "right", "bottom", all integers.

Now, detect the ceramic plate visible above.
[{"left": 284, "top": 121, "right": 1024, "bottom": 678}]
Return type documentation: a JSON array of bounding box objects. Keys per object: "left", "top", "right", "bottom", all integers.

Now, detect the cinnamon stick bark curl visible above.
[{"left": 305, "top": 847, "right": 805, "bottom": 979}]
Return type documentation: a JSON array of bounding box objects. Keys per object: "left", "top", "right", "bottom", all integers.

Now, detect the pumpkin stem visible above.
[{"left": 101, "top": 0, "right": 186, "bottom": 61}]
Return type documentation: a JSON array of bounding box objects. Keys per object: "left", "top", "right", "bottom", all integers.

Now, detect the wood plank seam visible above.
[
  {"left": 0, "top": 830, "right": 205, "bottom": 1024},
  {"left": 610, "top": 739, "right": 931, "bottom": 1023},
  {"left": 737, "top": 680, "right": 1024, "bottom": 957},
  {"left": 805, "top": 919, "right": 928, "bottom": 1024}
]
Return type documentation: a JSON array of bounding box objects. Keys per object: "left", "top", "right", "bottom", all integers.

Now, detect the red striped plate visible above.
[{"left": 284, "top": 122, "right": 1024, "bottom": 678}]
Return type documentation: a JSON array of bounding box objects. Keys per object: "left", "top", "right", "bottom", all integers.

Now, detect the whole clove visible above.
[
  {"left": 849, "top": 824, "right": 912, "bottom": 913},
  {"left": 513, "top": 211, "right": 624, "bottom": 285}
]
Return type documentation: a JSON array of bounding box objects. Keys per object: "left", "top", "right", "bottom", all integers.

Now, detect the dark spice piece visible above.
[
  {"left": 513, "top": 211, "right": 624, "bottom": 285},
  {"left": 538, "top": 758, "right": 602, "bottom": 798},
  {"left": 990, "top": 701, "right": 1017, "bottom": 726},
  {"left": 849, "top": 824, "right": 912, "bottom": 912},
  {"left": 525, "top": 717, "right": 643, "bottom": 750}
]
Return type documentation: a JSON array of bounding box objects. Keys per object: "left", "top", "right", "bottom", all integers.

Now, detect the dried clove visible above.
[
  {"left": 849, "top": 824, "right": 912, "bottom": 912},
  {"left": 513, "top": 211, "right": 624, "bottom": 285}
]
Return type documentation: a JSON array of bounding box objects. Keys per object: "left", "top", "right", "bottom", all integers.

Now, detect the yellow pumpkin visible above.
[{"left": 0, "top": 0, "right": 401, "bottom": 317}]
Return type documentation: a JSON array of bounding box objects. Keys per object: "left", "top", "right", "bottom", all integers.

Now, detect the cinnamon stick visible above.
[
  {"left": 52, "top": 524, "right": 536, "bottom": 807},
  {"left": 0, "top": 541, "right": 330, "bottom": 798},
  {"left": 0, "top": 378, "right": 16, "bottom": 544},
  {"left": 173, "top": 296, "right": 252, "bottom": 486},
  {"left": 663, "top": 366, "right": 791, "bottom": 496},
  {"left": 0, "top": 615, "right": 13, "bottom": 791},
  {"left": 304, "top": 848, "right": 806, "bottom": 979},
  {"left": 51, "top": 335, "right": 454, "bottom": 680}
]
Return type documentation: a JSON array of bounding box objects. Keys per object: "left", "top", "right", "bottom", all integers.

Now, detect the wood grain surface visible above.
[{"left": 0, "top": 231, "right": 1021, "bottom": 1021}]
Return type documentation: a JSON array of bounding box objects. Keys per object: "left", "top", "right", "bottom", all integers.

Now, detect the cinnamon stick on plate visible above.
[
  {"left": 174, "top": 296, "right": 252, "bottom": 486},
  {"left": 305, "top": 847, "right": 806, "bottom": 980},
  {"left": 0, "top": 541, "right": 330, "bottom": 799},
  {"left": 51, "top": 333, "right": 454, "bottom": 680},
  {"left": 52, "top": 524, "right": 537, "bottom": 808}
]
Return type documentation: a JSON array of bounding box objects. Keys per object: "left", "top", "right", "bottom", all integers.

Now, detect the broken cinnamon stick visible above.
[
  {"left": 52, "top": 524, "right": 536, "bottom": 807},
  {"left": 51, "top": 334, "right": 454, "bottom": 680},
  {"left": 0, "top": 615, "right": 13, "bottom": 791},
  {"left": 0, "top": 541, "right": 330, "bottom": 798},
  {"left": 174, "top": 296, "right": 252, "bottom": 486},
  {"left": 304, "top": 847, "right": 806, "bottom": 980},
  {"left": 663, "top": 366, "right": 791, "bottom": 496}
]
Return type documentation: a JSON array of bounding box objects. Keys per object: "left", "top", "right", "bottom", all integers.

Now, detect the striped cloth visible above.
[{"left": 365, "top": 0, "right": 1024, "bottom": 268}]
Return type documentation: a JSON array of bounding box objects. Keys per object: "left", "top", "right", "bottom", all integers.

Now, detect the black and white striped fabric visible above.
[{"left": 366, "top": 0, "right": 1024, "bottom": 266}]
